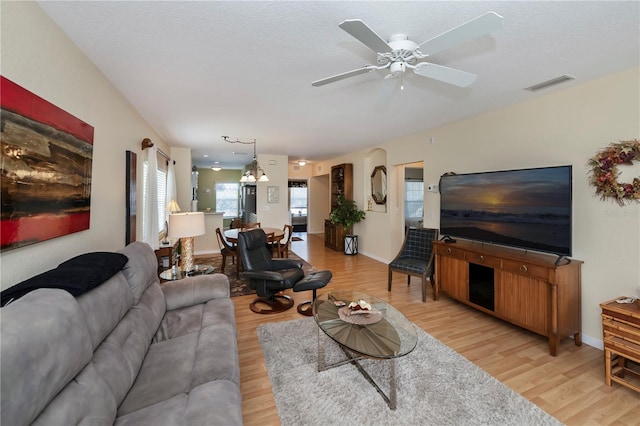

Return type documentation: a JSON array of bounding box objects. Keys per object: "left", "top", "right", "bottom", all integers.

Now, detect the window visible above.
[
  {"left": 404, "top": 181, "right": 424, "bottom": 220},
  {"left": 216, "top": 183, "right": 239, "bottom": 218},
  {"left": 142, "top": 162, "right": 167, "bottom": 233},
  {"left": 289, "top": 184, "right": 307, "bottom": 216}
]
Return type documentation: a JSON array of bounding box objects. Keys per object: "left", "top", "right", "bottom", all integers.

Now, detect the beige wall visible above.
[
  {"left": 255, "top": 154, "right": 289, "bottom": 228},
  {"left": 324, "top": 67, "right": 640, "bottom": 348},
  {"left": 0, "top": 2, "right": 169, "bottom": 288},
  {"left": 195, "top": 169, "right": 243, "bottom": 213}
]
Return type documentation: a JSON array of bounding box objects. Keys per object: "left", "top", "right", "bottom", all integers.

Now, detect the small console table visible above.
[
  {"left": 434, "top": 240, "right": 583, "bottom": 356},
  {"left": 600, "top": 298, "right": 640, "bottom": 393}
]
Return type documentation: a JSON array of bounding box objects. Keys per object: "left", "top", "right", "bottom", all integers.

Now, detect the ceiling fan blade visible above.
[
  {"left": 339, "top": 19, "right": 392, "bottom": 53},
  {"left": 413, "top": 62, "right": 477, "bottom": 87},
  {"left": 418, "top": 12, "right": 503, "bottom": 56},
  {"left": 312, "top": 65, "right": 377, "bottom": 87}
]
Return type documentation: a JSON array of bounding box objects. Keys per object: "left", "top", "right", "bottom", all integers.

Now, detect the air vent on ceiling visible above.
[{"left": 524, "top": 75, "right": 575, "bottom": 92}]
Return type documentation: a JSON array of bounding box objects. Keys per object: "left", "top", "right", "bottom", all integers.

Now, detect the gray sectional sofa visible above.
[{"left": 1, "top": 241, "right": 242, "bottom": 425}]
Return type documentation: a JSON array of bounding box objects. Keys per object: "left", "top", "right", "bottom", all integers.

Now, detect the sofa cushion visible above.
[
  {"left": 77, "top": 272, "right": 134, "bottom": 350},
  {"left": 119, "top": 242, "right": 159, "bottom": 305},
  {"left": 161, "top": 274, "right": 230, "bottom": 311},
  {"left": 32, "top": 362, "right": 118, "bottom": 426},
  {"left": 154, "top": 303, "right": 206, "bottom": 342},
  {"left": 184, "top": 380, "right": 242, "bottom": 426},
  {"left": 0, "top": 289, "right": 93, "bottom": 426},
  {"left": 92, "top": 282, "right": 166, "bottom": 407},
  {"left": 121, "top": 298, "right": 239, "bottom": 415},
  {"left": 117, "top": 333, "right": 198, "bottom": 416},
  {"left": 190, "top": 317, "right": 240, "bottom": 389},
  {"left": 115, "top": 381, "right": 242, "bottom": 426}
]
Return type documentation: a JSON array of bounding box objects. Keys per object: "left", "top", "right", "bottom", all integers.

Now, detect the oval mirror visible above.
[{"left": 371, "top": 165, "right": 387, "bottom": 205}]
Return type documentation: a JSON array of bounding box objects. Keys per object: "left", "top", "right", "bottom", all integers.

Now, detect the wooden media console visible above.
[{"left": 434, "top": 240, "right": 583, "bottom": 356}]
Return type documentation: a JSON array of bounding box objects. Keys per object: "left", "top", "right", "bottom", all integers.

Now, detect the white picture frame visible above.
[{"left": 267, "top": 186, "right": 279, "bottom": 203}]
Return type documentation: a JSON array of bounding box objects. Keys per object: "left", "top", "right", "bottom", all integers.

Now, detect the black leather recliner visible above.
[{"left": 238, "top": 228, "right": 332, "bottom": 315}]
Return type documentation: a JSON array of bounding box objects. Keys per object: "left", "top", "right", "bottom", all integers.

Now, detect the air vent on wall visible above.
[{"left": 524, "top": 74, "right": 575, "bottom": 92}]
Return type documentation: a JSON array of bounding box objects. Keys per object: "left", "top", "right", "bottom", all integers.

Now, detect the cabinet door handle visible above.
[
  {"left": 477, "top": 255, "right": 485, "bottom": 262},
  {"left": 447, "top": 248, "right": 452, "bottom": 254},
  {"left": 520, "top": 264, "right": 528, "bottom": 272}
]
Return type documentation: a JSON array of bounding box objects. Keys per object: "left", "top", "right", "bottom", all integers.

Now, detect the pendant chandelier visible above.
[{"left": 222, "top": 136, "right": 269, "bottom": 183}]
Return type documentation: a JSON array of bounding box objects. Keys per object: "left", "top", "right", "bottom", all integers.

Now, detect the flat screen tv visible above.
[{"left": 439, "top": 165, "right": 572, "bottom": 258}]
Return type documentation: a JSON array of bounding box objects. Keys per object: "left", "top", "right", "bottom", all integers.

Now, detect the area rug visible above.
[
  {"left": 195, "top": 252, "right": 314, "bottom": 297},
  {"left": 257, "top": 318, "right": 562, "bottom": 426}
]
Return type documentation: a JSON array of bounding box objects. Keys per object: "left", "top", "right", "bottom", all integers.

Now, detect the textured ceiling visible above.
[{"left": 38, "top": 1, "right": 640, "bottom": 169}]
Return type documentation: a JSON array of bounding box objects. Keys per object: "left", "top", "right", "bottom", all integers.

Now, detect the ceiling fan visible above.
[{"left": 312, "top": 12, "right": 503, "bottom": 88}]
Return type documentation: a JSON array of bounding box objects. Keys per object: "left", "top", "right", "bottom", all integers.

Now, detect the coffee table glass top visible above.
[
  {"left": 313, "top": 290, "right": 417, "bottom": 359},
  {"left": 159, "top": 264, "right": 214, "bottom": 281}
]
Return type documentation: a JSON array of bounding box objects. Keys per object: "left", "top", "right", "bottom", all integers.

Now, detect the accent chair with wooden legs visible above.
[{"left": 388, "top": 227, "right": 439, "bottom": 302}]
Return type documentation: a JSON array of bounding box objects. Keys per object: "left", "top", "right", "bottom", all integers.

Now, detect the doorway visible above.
[
  {"left": 404, "top": 162, "right": 424, "bottom": 231},
  {"left": 288, "top": 180, "right": 307, "bottom": 233}
]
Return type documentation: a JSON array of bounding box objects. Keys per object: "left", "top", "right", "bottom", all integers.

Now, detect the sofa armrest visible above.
[{"left": 161, "top": 274, "right": 230, "bottom": 311}]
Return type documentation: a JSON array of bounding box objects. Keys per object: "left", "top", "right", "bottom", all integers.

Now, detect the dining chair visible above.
[
  {"left": 277, "top": 224, "right": 293, "bottom": 258},
  {"left": 264, "top": 231, "right": 277, "bottom": 256},
  {"left": 242, "top": 222, "right": 261, "bottom": 229},
  {"left": 215, "top": 227, "right": 240, "bottom": 275},
  {"left": 230, "top": 218, "right": 242, "bottom": 229}
]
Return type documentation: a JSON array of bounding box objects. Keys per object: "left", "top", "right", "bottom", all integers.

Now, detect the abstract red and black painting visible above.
[{"left": 1, "top": 76, "right": 94, "bottom": 251}]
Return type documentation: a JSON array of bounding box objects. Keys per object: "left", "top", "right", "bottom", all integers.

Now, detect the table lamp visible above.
[
  {"left": 168, "top": 212, "right": 205, "bottom": 273},
  {"left": 162, "top": 199, "right": 182, "bottom": 244}
]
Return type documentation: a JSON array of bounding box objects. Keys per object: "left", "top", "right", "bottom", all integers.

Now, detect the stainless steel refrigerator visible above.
[{"left": 241, "top": 185, "right": 256, "bottom": 223}]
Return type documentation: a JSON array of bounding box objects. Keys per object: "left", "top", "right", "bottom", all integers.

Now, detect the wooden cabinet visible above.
[
  {"left": 325, "top": 164, "right": 353, "bottom": 251},
  {"left": 330, "top": 163, "right": 353, "bottom": 210},
  {"left": 437, "top": 250, "right": 468, "bottom": 301},
  {"left": 600, "top": 298, "right": 640, "bottom": 393},
  {"left": 324, "top": 220, "right": 346, "bottom": 252},
  {"left": 434, "top": 240, "right": 583, "bottom": 356}
]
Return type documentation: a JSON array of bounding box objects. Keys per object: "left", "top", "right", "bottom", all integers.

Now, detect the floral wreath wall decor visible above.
[{"left": 588, "top": 139, "right": 640, "bottom": 206}]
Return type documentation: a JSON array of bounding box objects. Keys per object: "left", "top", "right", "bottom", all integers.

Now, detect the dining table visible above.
[{"left": 223, "top": 227, "right": 286, "bottom": 257}]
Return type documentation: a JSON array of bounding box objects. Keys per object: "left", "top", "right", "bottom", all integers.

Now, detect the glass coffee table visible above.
[
  {"left": 312, "top": 290, "right": 418, "bottom": 409},
  {"left": 159, "top": 264, "right": 214, "bottom": 281}
]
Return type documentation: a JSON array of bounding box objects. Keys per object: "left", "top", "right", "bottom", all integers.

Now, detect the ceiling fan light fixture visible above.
[
  {"left": 298, "top": 160, "right": 307, "bottom": 166},
  {"left": 313, "top": 12, "right": 503, "bottom": 89},
  {"left": 390, "top": 61, "right": 406, "bottom": 77},
  {"left": 223, "top": 136, "right": 269, "bottom": 183}
]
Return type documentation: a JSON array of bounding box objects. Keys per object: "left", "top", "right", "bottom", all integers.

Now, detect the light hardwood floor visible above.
[{"left": 231, "top": 233, "right": 640, "bottom": 426}]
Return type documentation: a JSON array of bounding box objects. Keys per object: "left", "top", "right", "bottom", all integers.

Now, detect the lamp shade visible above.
[{"left": 168, "top": 212, "right": 205, "bottom": 239}]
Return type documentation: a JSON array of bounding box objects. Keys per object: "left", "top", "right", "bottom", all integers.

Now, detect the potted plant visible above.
[{"left": 329, "top": 194, "right": 366, "bottom": 255}]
